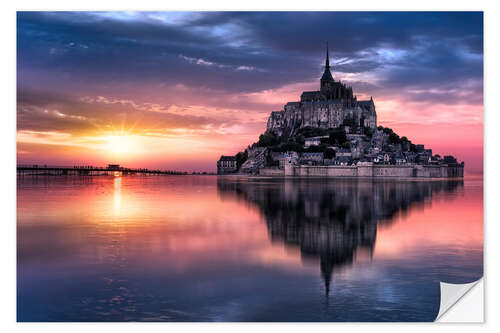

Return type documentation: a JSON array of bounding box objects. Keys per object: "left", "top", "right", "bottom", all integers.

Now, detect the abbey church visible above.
[
  {"left": 217, "top": 44, "right": 463, "bottom": 178},
  {"left": 266, "top": 45, "right": 377, "bottom": 138}
]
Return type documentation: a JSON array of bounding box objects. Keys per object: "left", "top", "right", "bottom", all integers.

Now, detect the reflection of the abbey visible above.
[{"left": 217, "top": 178, "right": 463, "bottom": 296}]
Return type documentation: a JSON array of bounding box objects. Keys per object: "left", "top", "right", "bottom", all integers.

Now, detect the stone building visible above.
[
  {"left": 217, "top": 155, "right": 237, "bottom": 174},
  {"left": 300, "top": 152, "right": 324, "bottom": 165},
  {"left": 304, "top": 136, "right": 324, "bottom": 148},
  {"left": 278, "top": 151, "right": 299, "bottom": 168},
  {"left": 266, "top": 45, "right": 377, "bottom": 138}
]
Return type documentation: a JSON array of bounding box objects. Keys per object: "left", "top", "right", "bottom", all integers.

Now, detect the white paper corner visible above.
[{"left": 435, "top": 278, "right": 484, "bottom": 322}]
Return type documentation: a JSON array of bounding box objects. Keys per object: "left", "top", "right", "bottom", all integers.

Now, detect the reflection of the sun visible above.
[{"left": 113, "top": 176, "right": 121, "bottom": 215}]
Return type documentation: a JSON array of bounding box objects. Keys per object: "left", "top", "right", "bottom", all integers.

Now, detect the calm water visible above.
[{"left": 17, "top": 175, "right": 483, "bottom": 322}]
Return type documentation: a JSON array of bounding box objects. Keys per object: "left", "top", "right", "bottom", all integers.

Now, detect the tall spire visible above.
[
  {"left": 325, "top": 42, "right": 330, "bottom": 69},
  {"left": 321, "top": 42, "right": 334, "bottom": 84}
]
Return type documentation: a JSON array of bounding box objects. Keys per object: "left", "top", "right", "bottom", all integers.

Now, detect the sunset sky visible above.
[{"left": 17, "top": 11, "right": 483, "bottom": 173}]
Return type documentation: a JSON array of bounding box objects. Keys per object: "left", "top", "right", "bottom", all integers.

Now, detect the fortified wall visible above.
[{"left": 258, "top": 162, "right": 464, "bottom": 178}]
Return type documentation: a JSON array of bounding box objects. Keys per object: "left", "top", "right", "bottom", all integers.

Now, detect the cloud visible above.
[
  {"left": 178, "top": 54, "right": 261, "bottom": 72},
  {"left": 17, "top": 12, "right": 482, "bottom": 98},
  {"left": 179, "top": 54, "right": 226, "bottom": 68},
  {"left": 17, "top": 89, "right": 268, "bottom": 141},
  {"left": 18, "top": 90, "right": 217, "bottom": 135}
]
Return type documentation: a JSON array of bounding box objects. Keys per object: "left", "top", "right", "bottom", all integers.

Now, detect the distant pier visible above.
[{"left": 17, "top": 164, "right": 188, "bottom": 176}]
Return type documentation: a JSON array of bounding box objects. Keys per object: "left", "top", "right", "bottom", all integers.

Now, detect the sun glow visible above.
[{"left": 106, "top": 135, "right": 137, "bottom": 155}]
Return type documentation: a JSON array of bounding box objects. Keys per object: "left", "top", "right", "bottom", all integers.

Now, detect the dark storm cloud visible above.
[
  {"left": 17, "top": 11, "right": 311, "bottom": 93},
  {"left": 17, "top": 11, "right": 483, "bottom": 104},
  {"left": 232, "top": 12, "right": 483, "bottom": 55}
]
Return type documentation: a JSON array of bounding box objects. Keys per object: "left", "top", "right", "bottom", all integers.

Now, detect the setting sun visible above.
[{"left": 106, "top": 135, "right": 137, "bottom": 155}]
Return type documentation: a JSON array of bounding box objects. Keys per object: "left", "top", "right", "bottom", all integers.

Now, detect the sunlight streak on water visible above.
[{"left": 113, "top": 177, "right": 121, "bottom": 216}]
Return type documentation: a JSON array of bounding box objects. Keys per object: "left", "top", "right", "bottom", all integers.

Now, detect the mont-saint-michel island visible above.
[{"left": 217, "top": 46, "right": 464, "bottom": 178}]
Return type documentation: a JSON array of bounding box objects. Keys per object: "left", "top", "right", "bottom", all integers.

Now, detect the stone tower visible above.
[{"left": 320, "top": 42, "right": 335, "bottom": 96}]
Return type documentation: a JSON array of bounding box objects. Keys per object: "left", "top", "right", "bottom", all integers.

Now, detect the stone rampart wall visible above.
[
  {"left": 373, "top": 165, "right": 414, "bottom": 177},
  {"left": 286, "top": 164, "right": 463, "bottom": 178},
  {"left": 295, "top": 166, "right": 358, "bottom": 177},
  {"left": 259, "top": 168, "right": 285, "bottom": 176}
]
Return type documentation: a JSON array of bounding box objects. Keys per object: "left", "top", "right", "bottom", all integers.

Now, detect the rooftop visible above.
[{"left": 219, "top": 155, "right": 236, "bottom": 161}]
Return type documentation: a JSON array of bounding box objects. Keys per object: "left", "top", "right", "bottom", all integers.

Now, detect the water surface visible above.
[{"left": 17, "top": 175, "right": 483, "bottom": 321}]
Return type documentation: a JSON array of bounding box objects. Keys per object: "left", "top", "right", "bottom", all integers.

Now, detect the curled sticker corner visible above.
[{"left": 435, "top": 278, "right": 483, "bottom": 322}]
